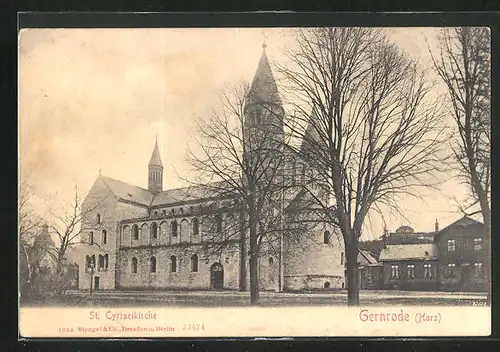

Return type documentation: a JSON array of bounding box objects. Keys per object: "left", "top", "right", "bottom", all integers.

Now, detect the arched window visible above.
[
  {"left": 324, "top": 231, "right": 331, "bottom": 244},
  {"left": 269, "top": 257, "right": 274, "bottom": 265},
  {"left": 150, "top": 256, "right": 157, "bottom": 273},
  {"left": 340, "top": 252, "right": 344, "bottom": 266},
  {"left": 96, "top": 213, "right": 101, "bottom": 225},
  {"left": 131, "top": 257, "right": 138, "bottom": 273},
  {"left": 171, "top": 221, "right": 178, "bottom": 237},
  {"left": 91, "top": 254, "right": 96, "bottom": 268},
  {"left": 324, "top": 281, "right": 331, "bottom": 289},
  {"left": 192, "top": 218, "right": 200, "bottom": 236},
  {"left": 215, "top": 214, "right": 223, "bottom": 233},
  {"left": 89, "top": 231, "right": 94, "bottom": 245},
  {"left": 170, "top": 255, "right": 177, "bottom": 273},
  {"left": 102, "top": 230, "right": 107, "bottom": 244},
  {"left": 180, "top": 219, "right": 189, "bottom": 242},
  {"left": 132, "top": 224, "right": 139, "bottom": 240},
  {"left": 191, "top": 254, "right": 199, "bottom": 272},
  {"left": 162, "top": 210, "right": 166, "bottom": 216},
  {"left": 85, "top": 255, "right": 91, "bottom": 270},
  {"left": 154, "top": 211, "right": 158, "bottom": 217},
  {"left": 141, "top": 223, "right": 149, "bottom": 239},
  {"left": 98, "top": 254, "right": 104, "bottom": 271},
  {"left": 104, "top": 254, "right": 109, "bottom": 271},
  {"left": 151, "top": 222, "right": 158, "bottom": 239}
]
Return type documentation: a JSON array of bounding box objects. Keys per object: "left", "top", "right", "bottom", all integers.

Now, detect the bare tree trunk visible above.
[
  {"left": 346, "top": 237, "right": 359, "bottom": 306},
  {"left": 239, "top": 206, "right": 248, "bottom": 292},
  {"left": 249, "top": 213, "right": 260, "bottom": 305}
]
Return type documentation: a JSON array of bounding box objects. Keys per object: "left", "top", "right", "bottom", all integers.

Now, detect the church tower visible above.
[
  {"left": 243, "top": 42, "right": 285, "bottom": 164},
  {"left": 148, "top": 139, "right": 163, "bottom": 193}
]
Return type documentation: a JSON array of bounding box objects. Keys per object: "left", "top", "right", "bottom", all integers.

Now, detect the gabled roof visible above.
[
  {"left": 358, "top": 249, "right": 382, "bottom": 266},
  {"left": 379, "top": 243, "right": 439, "bottom": 261},
  {"left": 434, "top": 216, "right": 483, "bottom": 238},
  {"left": 151, "top": 183, "right": 225, "bottom": 207},
  {"left": 100, "top": 175, "right": 153, "bottom": 206},
  {"left": 246, "top": 47, "right": 282, "bottom": 107}
]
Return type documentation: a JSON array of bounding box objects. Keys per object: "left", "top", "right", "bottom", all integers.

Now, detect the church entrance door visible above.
[{"left": 210, "top": 263, "right": 224, "bottom": 290}]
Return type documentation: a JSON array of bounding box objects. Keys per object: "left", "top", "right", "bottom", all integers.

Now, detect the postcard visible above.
[{"left": 18, "top": 26, "right": 491, "bottom": 338}]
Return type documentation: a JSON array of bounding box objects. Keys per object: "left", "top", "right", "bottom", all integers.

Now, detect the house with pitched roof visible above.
[{"left": 375, "top": 217, "right": 487, "bottom": 291}]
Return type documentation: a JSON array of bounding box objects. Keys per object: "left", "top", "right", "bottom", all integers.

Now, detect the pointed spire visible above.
[
  {"left": 247, "top": 43, "right": 281, "bottom": 106},
  {"left": 149, "top": 139, "right": 163, "bottom": 167},
  {"left": 300, "top": 107, "right": 324, "bottom": 155}
]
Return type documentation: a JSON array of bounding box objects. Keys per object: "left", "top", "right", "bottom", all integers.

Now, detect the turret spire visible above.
[
  {"left": 149, "top": 138, "right": 163, "bottom": 167},
  {"left": 148, "top": 139, "right": 163, "bottom": 193}
]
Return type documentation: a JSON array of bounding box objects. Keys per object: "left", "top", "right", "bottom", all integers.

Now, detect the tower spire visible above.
[
  {"left": 261, "top": 28, "right": 267, "bottom": 50},
  {"left": 148, "top": 139, "right": 163, "bottom": 193}
]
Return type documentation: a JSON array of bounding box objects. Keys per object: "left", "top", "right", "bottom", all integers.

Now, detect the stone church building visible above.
[{"left": 78, "top": 45, "right": 345, "bottom": 293}]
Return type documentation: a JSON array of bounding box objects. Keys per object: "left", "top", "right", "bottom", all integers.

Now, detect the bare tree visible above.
[
  {"left": 185, "top": 81, "right": 315, "bottom": 305},
  {"left": 277, "top": 28, "right": 446, "bottom": 306},
  {"left": 19, "top": 180, "right": 43, "bottom": 298},
  {"left": 45, "top": 186, "right": 109, "bottom": 294},
  {"left": 430, "top": 27, "right": 491, "bottom": 300}
]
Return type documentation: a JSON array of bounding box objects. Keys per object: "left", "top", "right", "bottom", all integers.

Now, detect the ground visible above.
[{"left": 21, "top": 290, "right": 488, "bottom": 307}]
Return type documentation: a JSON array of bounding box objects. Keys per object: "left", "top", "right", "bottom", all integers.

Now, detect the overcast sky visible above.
[{"left": 18, "top": 27, "right": 475, "bottom": 240}]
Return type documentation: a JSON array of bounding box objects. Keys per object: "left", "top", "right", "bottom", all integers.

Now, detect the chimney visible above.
[
  {"left": 382, "top": 227, "right": 389, "bottom": 248},
  {"left": 435, "top": 219, "right": 439, "bottom": 232}
]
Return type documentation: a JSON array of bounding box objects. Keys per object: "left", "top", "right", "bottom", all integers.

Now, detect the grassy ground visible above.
[{"left": 21, "top": 289, "right": 488, "bottom": 308}]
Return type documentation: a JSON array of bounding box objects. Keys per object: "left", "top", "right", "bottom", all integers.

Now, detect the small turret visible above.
[{"left": 148, "top": 138, "right": 163, "bottom": 193}]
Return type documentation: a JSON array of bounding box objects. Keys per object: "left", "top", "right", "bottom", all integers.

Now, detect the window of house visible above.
[
  {"left": 390, "top": 265, "right": 399, "bottom": 279},
  {"left": 85, "top": 255, "right": 91, "bottom": 271},
  {"left": 150, "top": 256, "right": 156, "bottom": 273},
  {"left": 102, "top": 230, "right": 107, "bottom": 244},
  {"left": 132, "top": 225, "right": 139, "bottom": 240},
  {"left": 473, "top": 238, "right": 483, "bottom": 251},
  {"left": 447, "top": 263, "right": 456, "bottom": 277},
  {"left": 170, "top": 255, "right": 177, "bottom": 272},
  {"left": 407, "top": 264, "right": 415, "bottom": 280},
  {"left": 474, "top": 262, "right": 483, "bottom": 276},
  {"left": 162, "top": 210, "right": 166, "bottom": 216},
  {"left": 151, "top": 222, "right": 158, "bottom": 239},
  {"left": 91, "top": 255, "right": 96, "bottom": 269},
  {"left": 171, "top": 221, "right": 178, "bottom": 237},
  {"left": 323, "top": 231, "right": 331, "bottom": 244},
  {"left": 191, "top": 254, "right": 198, "bottom": 272},
  {"left": 89, "top": 232, "right": 94, "bottom": 245},
  {"left": 424, "top": 263, "right": 432, "bottom": 279},
  {"left": 97, "top": 213, "right": 101, "bottom": 225},
  {"left": 447, "top": 239, "right": 456, "bottom": 252},
  {"left": 104, "top": 254, "right": 109, "bottom": 271},
  {"left": 269, "top": 257, "right": 274, "bottom": 265},
  {"left": 192, "top": 218, "right": 200, "bottom": 236},
  {"left": 154, "top": 211, "right": 158, "bottom": 217},
  {"left": 131, "top": 257, "right": 138, "bottom": 274},
  {"left": 340, "top": 252, "right": 344, "bottom": 266},
  {"left": 367, "top": 271, "right": 374, "bottom": 284},
  {"left": 324, "top": 281, "right": 331, "bottom": 288}
]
